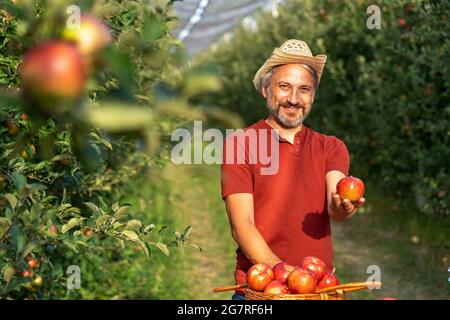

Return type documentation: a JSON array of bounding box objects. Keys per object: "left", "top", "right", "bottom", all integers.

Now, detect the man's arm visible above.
[
  {"left": 326, "top": 170, "right": 365, "bottom": 221},
  {"left": 225, "top": 193, "right": 281, "bottom": 267}
]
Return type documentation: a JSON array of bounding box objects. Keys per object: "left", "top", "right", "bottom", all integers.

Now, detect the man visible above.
[{"left": 221, "top": 39, "right": 365, "bottom": 300}]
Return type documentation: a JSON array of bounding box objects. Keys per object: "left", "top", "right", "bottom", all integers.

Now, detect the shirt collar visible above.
[{"left": 257, "top": 119, "right": 307, "bottom": 144}]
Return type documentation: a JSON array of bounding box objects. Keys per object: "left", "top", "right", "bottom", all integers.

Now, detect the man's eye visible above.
[
  {"left": 279, "top": 84, "right": 289, "bottom": 90},
  {"left": 300, "top": 87, "right": 311, "bottom": 93}
]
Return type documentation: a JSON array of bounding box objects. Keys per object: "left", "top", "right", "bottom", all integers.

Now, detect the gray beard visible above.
[{"left": 267, "top": 103, "right": 312, "bottom": 129}]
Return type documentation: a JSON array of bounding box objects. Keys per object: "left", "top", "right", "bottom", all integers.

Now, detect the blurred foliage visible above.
[
  {"left": 197, "top": 0, "right": 449, "bottom": 216},
  {"left": 0, "top": 0, "right": 230, "bottom": 299}
]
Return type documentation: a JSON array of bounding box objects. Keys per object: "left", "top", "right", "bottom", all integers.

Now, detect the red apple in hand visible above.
[
  {"left": 272, "top": 262, "right": 295, "bottom": 284},
  {"left": 263, "top": 280, "right": 290, "bottom": 294},
  {"left": 302, "top": 256, "right": 327, "bottom": 281},
  {"left": 246, "top": 263, "right": 274, "bottom": 292},
  {"left": 287, "top": 267, "right": 317, "bottom": 294},
  {"left": 316, "top": 268, "right": 340, "bottom": 290},
  {"left": 336, "top": 176, "right": 365, "bottom": 202}
]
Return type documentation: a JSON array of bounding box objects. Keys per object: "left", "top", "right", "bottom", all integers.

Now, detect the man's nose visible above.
[{"left": 286, "top": 90, "right": 301, "bottom": 106}]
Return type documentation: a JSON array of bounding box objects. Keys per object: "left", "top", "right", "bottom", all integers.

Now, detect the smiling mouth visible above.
[
  {"left": 281, "top": 104, "right": 302, "bottom": 109},
  {"left": 281, "top": 105, "right": 303, "bottom": 112}
]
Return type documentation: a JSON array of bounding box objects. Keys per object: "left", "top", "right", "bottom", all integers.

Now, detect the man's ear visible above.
[{"left": 261, "top": 85, "right": 268, "bottom": 98}]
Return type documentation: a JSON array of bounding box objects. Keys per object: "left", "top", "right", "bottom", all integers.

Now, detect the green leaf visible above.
[
  {"left": 52, "top": 263, "right": 63, "bottom": 278},
  {"left": 126, "top": 219, "right": 142, "bottom": 231},
  {"left": 31, "top": 161, "right": 51, "bottom": 171},
  {"left": 11, "top": 173, "right": 27, "bottom": 190},
  {"left": 183, "top": 226, "right": 192, "bottom": 239},
  {"left": 3, "top": 194, "right": 18, "bottom": 210},
  {"left": 5, "top": 207, "right": 13, "bottom": 220},
  {"left": 61, "top": 218, "right": 80, "bottom": 234},
  {"left": 95, "top": 215, "right": 111, "bottom": 228},
  {"left": 50, "top": 154, "right": 68, "bottom": 162},
  {"left": 3, "top": 265, "right": 16, "bottom": 284},
  {"left": 167, "top": 240, "right": 179, "bottom": 247},
  {"left": 113, "top": 222, "right": 123, "bottom": 229},
  {"left": 139, "top": 243, "right": 150, "bottom": 259},
  {"left": 89, "top": 132, "right": 113, "bottom": 151},
  {"left": 144, "top": 224, "right": 156, "bottom": 233},
  {"left": 140, "top": 12, "right": 165, "bottom": 45},
  {"left": 20, "top": 241, "right": 41, "bottom": 260},
  {"left": 84, "top": 202, "right": 101, "bottom": 215},
  {"left": 74, "top": 241, "right": 89, "bottom": 247},
  {"left": 186, "top": 244, "right": 202, "bottom": 252},
  {"left": 111, "top": 202, "right": 119, "bottom": 212},
  {"left": 102, "top": 48, "right": 134, "bottom": 96},
  {"left": 154, "top": 242, "right": 169, "bottom": 256},
  {"left": 10, "top": 225, "right": 26, "bottom": 255},
  {"left": 114, "top": 204, "right": 131, "bottom": 220},
  {"left": 0, "top": 91, "right": 23, "bottom": 110},
  {"left": 122, "top": 230, "right": 140, "bottom": 241},
  {"left": 158, "top": 225, "right": 168, "bottom": 236},
  {"left": 0, "top": 217, "right": 11, "bottom": 238},
  {"left": 83, "top": 103, "right": 154, "bottom": 132},
  {"left": 182, "top": 73, "right": 221, "bottom": 98},
  {"left": 29, "top": 202, "right": 42, "bottom": 220},
  {"left": 63, "top": 240, "right": 79, "bottom": 252}
]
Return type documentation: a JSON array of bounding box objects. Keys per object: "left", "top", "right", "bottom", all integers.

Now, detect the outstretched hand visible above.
[{"left": 331, "top": 191, "right": 365, "bottom": 215}]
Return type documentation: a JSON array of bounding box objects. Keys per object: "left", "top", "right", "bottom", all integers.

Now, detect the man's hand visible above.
[
  {"left": 331, "top": 191, "right": 365, "bottom": 216},
  {"left": 326, "top": 170, "right": 366, "bottom": 221}
]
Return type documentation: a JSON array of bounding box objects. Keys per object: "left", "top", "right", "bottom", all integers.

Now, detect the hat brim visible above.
[{"left": 253, "top": 48, "right": 327, "bottom": 93}]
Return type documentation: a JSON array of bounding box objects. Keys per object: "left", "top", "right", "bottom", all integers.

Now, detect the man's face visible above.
[{"left": 262, "top": 64, "right": 315, "bottom": 129}]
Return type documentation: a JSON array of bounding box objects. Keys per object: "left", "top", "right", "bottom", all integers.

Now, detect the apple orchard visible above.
[{"left": 0, "top": 1, "right": 211, "bottom": 299}]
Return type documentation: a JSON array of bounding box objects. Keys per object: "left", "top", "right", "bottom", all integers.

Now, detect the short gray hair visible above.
[{"left": 261, "top": 64, "right": 319, "bottom": 92}]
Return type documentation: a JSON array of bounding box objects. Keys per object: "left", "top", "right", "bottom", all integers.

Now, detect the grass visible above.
[
  {"left": 89, "top": 163, "right": 449, "bottom": 300},
  {"left": 332, "top": 183, "right": 450, "bottom": 300}
]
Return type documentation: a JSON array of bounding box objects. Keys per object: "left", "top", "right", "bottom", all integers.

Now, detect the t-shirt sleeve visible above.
[
  {"left": 325, "top": 138, "right": 350, "bottom": 176},
  {"left": 221, "top": 133, "right": 254, "bottom": 200}
]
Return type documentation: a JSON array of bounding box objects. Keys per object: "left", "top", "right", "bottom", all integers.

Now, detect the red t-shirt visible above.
[{"left": 221, "top": 119, "right": 350, "bottom": 290}]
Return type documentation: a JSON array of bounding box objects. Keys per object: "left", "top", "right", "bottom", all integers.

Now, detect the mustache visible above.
[{"left": 279, "top": 103, "right": 305, "bottom": 109}]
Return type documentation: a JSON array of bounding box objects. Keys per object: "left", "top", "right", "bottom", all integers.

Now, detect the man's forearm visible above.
[{"left": 232, "top": 221, "right": 281, "bottom": 267}]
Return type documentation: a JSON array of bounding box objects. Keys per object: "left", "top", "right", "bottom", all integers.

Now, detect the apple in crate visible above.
[
  {"left": 287, "top": 267, "right": 317, "bottom": 294},
  {"left": 246, "top": 263, "right": 274, "bottom": 292},
  {"left": 316, "top": 268, "right": 340, "bottom": 290},
  {"left": 302, "top": 256, "right": 327, "bottom": 281},
  {"left": 272, "top": 262, "right": 295, "bottom": 284},
  {"left": 263, "top": 280, "right": 290, "bottom": 294}
]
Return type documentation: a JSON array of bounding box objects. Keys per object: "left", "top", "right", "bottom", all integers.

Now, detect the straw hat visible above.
[{"left": 253, "top": 39, "right": 327, "bottom": 93}]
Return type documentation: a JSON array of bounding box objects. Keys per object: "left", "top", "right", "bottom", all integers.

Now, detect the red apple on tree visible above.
[
  {"left": 22, "top": 269, "right": 32, "bottom": 278},
  {"left": 316, "top": 268, "right": 340, "bottom": 290},
  {"left": 336, "top": 176, "right": 365, "bottom": 202},
  {"left": 246, "top": 263, "right": 274, "bottom": 292},
  {"left": 287, "top": 267, "right": 317, "bottom": 294},
  {"left": 272, "top": 262, "right": 295, "bottom": 284},
  {"left": 27, "top": 257, "right": 39, "bottom": 270},
  {"left": 62, "top": 14, "right": 111, "bottom": 56},
  {"left": 20, "top": 41, "right": 86, "bottom": 114},
  {"left": 263, "top": 280, "right": 289, "bottom": 294},
  {"left": 302, "top": 256, "right": 327, "bottom": 281}
]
